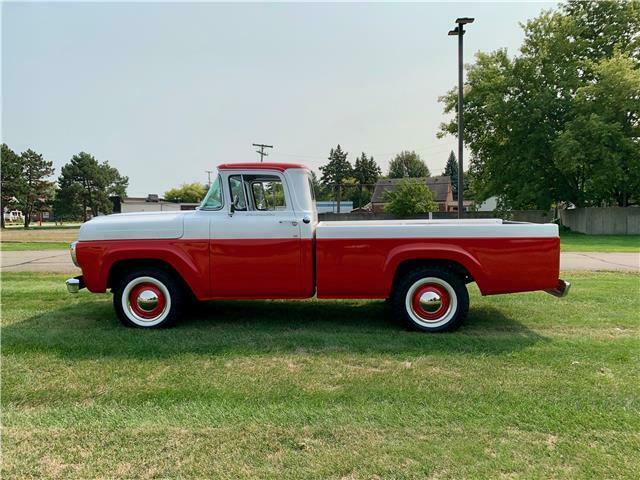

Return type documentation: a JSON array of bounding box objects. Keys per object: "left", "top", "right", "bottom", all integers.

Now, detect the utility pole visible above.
[
  {"left": 205, "top": 170, "right": 213, "bottom": 187},
  {"left": 449, "top": 17, "right": 474, "bottom": 218},
  {"left": 252, "top": 143, "right": 273, "bottom": 162}
]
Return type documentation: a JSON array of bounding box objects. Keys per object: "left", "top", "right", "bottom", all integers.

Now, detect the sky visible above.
[{"left": 2, "top": 1, "right": 556, "bottom": 197}]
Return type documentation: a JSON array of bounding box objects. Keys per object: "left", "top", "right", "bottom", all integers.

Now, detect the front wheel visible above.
[
  {"left": 113, "top": 268, "right": 184, "bottom": 328},
  {"left": 391, "top": 266, "right": 469, "bottom": 332}
]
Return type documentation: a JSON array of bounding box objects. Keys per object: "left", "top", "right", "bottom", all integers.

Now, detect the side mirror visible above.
[{"left": 229, "top": 203, "right": 235, "bottom": 217}]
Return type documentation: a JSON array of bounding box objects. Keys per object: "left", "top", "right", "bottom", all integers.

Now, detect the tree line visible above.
[
  {"left": 439, "top": 0, "right": 640, "bottom": 210},
  {"left": 1, "top": 144, "right": 128, "bottom": 228},
  {"left": 315, "top": 145, "right": 457, "bottom": 211}
]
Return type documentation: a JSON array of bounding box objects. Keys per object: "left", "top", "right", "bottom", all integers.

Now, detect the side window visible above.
[
  {"left": 246, "top": 175, "right": 286, "bottom": 211},
  {"left": 228, "top": 175, "right": 247, "bottom": 211}
]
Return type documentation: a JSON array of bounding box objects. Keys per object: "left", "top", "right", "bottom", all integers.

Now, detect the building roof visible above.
[
  {"left": 371, "top": 176, "right": 452, "bottom": 203},
  {"left": 216, "top": 162, "right": 309, "bottom": 172}
]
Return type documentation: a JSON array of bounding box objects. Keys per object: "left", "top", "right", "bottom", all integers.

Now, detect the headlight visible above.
[{"left": 70, "top": 241, "right": 79, "bottom": 267}]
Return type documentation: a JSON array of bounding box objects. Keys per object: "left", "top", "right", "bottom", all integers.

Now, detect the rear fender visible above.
[{"left": 382, "top": 243, "right": 487, "bottom": 296}]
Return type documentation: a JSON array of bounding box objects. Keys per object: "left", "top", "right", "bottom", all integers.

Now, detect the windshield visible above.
[{"left": 200, "top": 174, "right": 224, "bottom": 210}]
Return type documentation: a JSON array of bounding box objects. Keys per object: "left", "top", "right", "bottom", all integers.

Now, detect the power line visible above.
[{"left": 252, "top": 143, "right": 273, "bottom": 162}]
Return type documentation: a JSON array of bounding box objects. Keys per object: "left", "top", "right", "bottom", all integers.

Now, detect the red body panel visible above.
[
  {"left": 76, "top": 240, "right": 210, "bottom": 299},
  {"left": 77, "top": 236, "right": 559, "bottom": 301},
  {"left": 76, "top": 238, "right": 315, "bottom": 300},
  {"left": 209, "top": 239, "right": 314, "bottom": 298},
  {"left": 315, "top": 237, "right": 560, "bottom": 298}
]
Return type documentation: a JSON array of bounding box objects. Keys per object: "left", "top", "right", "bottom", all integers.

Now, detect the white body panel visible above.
[
  {"left": 316, "top": 219, "right": 559, "bottom": 239},
  {"left": 78, "top": 211, "right": 189, "bottom": 241},
  {"left": 211, "top": 169, "right": 302, "bottom": 240}
]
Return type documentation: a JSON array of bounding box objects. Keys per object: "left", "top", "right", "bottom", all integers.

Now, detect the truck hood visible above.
[{"left": 78, "top": 211, "right": 191, "bottom": 241}]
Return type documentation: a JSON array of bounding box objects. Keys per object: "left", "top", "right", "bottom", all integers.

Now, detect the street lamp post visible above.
[{"left": 449, "top": 17, "right": 474, "bottom": 218}]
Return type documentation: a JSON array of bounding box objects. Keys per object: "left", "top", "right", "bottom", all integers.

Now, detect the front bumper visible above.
[
  {"left": 545, "top": 279, "right": 571, "bottom": 298},
  {"left": 65, "top": 276, "right": 85, "bottom": 294}
]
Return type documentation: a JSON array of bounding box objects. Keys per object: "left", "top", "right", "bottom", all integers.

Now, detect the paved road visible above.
[
  {"left": 1, "top": 249, "right": 638, "bottom": 273},
  {"left": 1, "top": 250, "right": 80, "bottom": 273}
]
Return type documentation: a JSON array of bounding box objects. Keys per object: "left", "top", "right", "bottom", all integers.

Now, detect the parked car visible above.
[
  {"left": 66, "top": 162, "right": 569, "bottom": 332},
  {"left": 3, "top": 210, "right": 23, "bottom": 223}
]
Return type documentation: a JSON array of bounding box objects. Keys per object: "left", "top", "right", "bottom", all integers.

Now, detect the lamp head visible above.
[{"left": 456, "top": 17, "right": 475, "bottom": 25}]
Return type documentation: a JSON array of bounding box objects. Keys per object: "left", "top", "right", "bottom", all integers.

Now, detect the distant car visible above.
[
  {"left": 3, "top": 210, "right": 23, "bottom": 223},
  {"left": 66, "top": 162, "right": 569, "bottom": 332}
]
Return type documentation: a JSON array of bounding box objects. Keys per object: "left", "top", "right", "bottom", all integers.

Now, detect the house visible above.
[
  {"left": 371, "top": 176, "right": 455, "bottom": 213},
  {"left": 114, "top": 194, "right": 200, "bottom": 214}
]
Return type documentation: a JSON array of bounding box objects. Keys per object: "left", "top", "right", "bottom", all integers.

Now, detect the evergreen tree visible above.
[
  {"left": 1, "top": 144, "right": 23, "bottom": 228},
  {"left": 443, "top": 151, "right": 458, "bottom": 197},
  {"left": 17, "top": 149, "right": 55, "bottom": 228},
  {"left": 351, "top": 152, "right": 382, "bottom": 208},
  {"left": 56, "top": 152, "right": 128, "bottom": 221},
  {"left": 319, "top": 145, "right": 352, "bottom": 212}
]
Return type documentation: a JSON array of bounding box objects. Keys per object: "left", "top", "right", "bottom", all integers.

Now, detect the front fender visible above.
[{"left": 76, "top": 240, "right": 209, "bottom": 299}]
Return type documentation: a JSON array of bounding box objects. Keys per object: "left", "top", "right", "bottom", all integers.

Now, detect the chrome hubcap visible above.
[
  {"left": 419, "top": 291, "right": 442, "bottom": 313},
  {"left": 136, "top": 289, "right": 159, "bottom": 312}
]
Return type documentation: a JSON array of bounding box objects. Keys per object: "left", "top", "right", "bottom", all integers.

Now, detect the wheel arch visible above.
[
  {"left": 107, "top": 258, "right": 195, "bottom": 301},
  {"left": 383, "top": 245, "right": 488, "bottom": 296}
]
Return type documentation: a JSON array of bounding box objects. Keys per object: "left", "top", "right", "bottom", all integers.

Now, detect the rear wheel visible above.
[
  {"left": 113, "top": 268, "right": 184, "bottom": 328},
  {"left": 391, "top": 266, "right": 469, "bottom": 332}
]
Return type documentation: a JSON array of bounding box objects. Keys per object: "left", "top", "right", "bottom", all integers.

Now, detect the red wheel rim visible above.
[
  {"left": 411, "top": 284, "right": 450, "bottom": 321},
  {"left": 128, "top": 282, "right": 166, "bottom": 319}
]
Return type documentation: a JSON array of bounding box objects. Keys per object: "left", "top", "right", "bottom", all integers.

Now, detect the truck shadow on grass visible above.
[{"left": 4, "top": 296, "right": 549, "bottom": 360}]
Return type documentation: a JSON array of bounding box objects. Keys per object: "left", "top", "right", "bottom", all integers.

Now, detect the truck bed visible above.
[{"left": 314, "top": 219, "right": 560, "bottom": 298}]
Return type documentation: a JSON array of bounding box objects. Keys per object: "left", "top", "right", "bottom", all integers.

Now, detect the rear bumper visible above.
[
  {"left": 65, "top": 276, "right": 85, "bottom": 294},
  {"left": 545, "top": 279, "right": 571, "bottom": 298}
]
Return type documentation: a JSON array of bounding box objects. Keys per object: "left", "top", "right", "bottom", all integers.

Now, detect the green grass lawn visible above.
[
  {"left": 560, "top": 231, "right": 640, "bottom": 252},
  {"left": 2, "top": 272, "right": 639, "bottom": 479},
  {"left": 1, "top": 242, "right": 70, "bottom": 251}
]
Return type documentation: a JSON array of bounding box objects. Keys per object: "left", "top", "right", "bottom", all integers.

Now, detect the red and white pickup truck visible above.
[{"left": 66, "top": 162, "right": 569, "bottom": 332}]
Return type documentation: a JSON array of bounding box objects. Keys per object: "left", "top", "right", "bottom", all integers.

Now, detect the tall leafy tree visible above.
[
  {"left": 15, "top": 149, "right": 55, "bottom": 228},
  {"left": 56, "top": 152, "right": 128, "bottom": 221},
  {"left": 439, "top": 0, "right": 640, "bottom": 208},
  {"left": 164, "top": 183, "right": 208, "bottom": 203},
  {"left": 351, "top": 152, "right": 381, "bottom": 208},
  {"left": 388, "top": 151, "right": 430, "bottom": 178},
  {"left": 383, "top": 179, "right": 437, "bottom": 216},
  {"left": 1, "top": 144, "right": 23, "bottom": 228},
  {"left": 319, "top": 144, "right": 352, "bottom": 212}
]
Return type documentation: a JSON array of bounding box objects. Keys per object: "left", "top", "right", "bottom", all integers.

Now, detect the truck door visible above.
[{"left": 210, "top": 171, "right": 305, "bottom": 298}]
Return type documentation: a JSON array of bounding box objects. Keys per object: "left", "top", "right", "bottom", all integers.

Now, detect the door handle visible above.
[{"left": 279, "top": 220, "right": 298, "bottom": 226}]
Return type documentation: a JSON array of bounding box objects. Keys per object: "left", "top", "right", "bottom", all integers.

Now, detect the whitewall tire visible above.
[
  {"left": 392, "top": 266, "right": 469, "bottom": 332},
  {"left": 113, "top": 268, "right": 183, "bottom": 328}
]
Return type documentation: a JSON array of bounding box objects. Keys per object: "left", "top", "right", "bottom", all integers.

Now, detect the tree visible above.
[
  {"left": 21, "top": 149, "right": 55, "bottom": 228},
  {"left": 443, "top": 150, "right": 471, "bottom": 201},
  {"left": 56, "top": 152, "right": 128, "bottom": 221},
  {"left": 388, "top": 151, "right": 430, "bottom": 178},
  {"left": 319, "top": 144, "right": 352, "bottom": 212},
  {"left": 164, "top": 183, "right": 208, "bottom": 203},
  {"left": 1, "top": 144, "right": 23, "bottom": 228},
  {"left": 443, "top": 151, "right": 459, "bottom": 198},
  {"left": 439, "top": 0, "right": 640, "bottom": 209},
  {"left": 383, "top": 179, "right": 438, "bottom": 216},
  {"left": 351, "top": 152, "right": 381, "bottom": 208}
]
